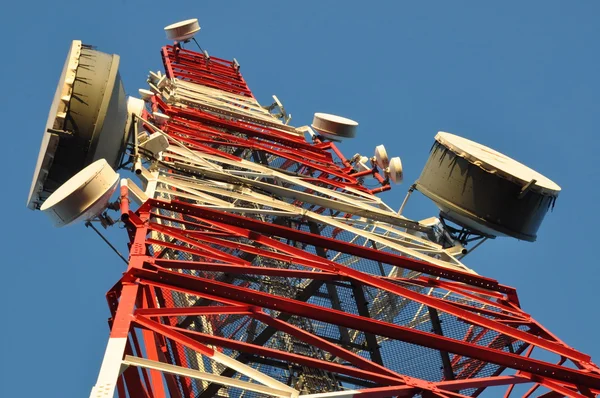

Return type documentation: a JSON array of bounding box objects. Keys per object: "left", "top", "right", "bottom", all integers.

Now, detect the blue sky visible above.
[{"left": 1, "top": 2, "right": 599, "bottom": 397}]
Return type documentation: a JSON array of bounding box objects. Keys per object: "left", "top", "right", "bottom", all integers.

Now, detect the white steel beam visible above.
[{"left": 122, "top": 355, "right": 297, "bottom": 398}]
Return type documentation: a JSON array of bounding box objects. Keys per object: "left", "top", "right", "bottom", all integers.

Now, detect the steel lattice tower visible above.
[{"left": 28, "top": 21, "right": 600, "bottom": 398}]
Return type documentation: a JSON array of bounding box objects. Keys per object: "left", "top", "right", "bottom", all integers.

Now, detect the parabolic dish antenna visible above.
[
  {"left": 416, "top": 132, "right": 561, "bottom": 241},
  {"left": 40, "top": 159, "right": 120, "bottom": 227},
  {"left": 311, "top": 113, "right": 358, "bottom": 141},
  {"left": 138, "top": 88, "right": 154, "bottom": 100},
  {"left": 164, "top": 19, "right": 201, "bottom": 41},
  {"left": 374, "top": 144, "right": 389, "bottom": 169},
  {"left": 388, "top": 156, "right": 403, "bottom": 184},
  {"left": 27, "top": 40, "right": 128, "bottom": 210}
]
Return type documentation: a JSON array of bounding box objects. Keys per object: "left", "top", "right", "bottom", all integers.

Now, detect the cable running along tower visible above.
[{"left": 28, "top": 19, "right": 600, "bottom": 398}]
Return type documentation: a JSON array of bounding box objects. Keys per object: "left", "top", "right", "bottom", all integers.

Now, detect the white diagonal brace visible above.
[{"left": 122, "top": 355, "right": 296, "bottom": 398}]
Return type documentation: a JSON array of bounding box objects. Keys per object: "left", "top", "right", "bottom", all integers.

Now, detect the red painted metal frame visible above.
[
  {"left": 146, "top": 215, "right": 544, "bottom": 355},
  {"left": 162, "top": 45, "right": 253, "bottom": 97},
  {"left": 98, "top": 45, "right": 600, "bottom": 398},
  {"left": 154, "top": 58, "right": 392, "bottom": 194},
  {"left": 104, "top": 199, "right": 600, "bottom": 397},
  {"left": 126, "top": 262, "right": 600, "bottom": 390},
  {"left": 146, "top": 198, "right": 513, "bottom": 295}
]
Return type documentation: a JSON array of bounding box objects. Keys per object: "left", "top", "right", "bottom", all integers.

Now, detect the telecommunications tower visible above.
[{"left": 28, "top": 19, "right": 600, "bottom": 398}]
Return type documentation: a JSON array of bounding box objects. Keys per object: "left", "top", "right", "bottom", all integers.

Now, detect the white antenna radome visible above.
[
  {"left": 374, "top": 145, "right": 389, "bottom": 169},
  {"left": 164, "top": 19, "right": 201, "bottom": 42},
  {"left": 311, "top": 113, "right": 358, "bottom": 141},
  {"left": 153, "top": 112, "right": 170, "bottom": 125},
  {"left": 40, "top": 159, "right": 120, "bottom": 227},
  {"left": 27, "top": 40, "right": 128, "bottom": 211},
  {"left": 127, "top": 97, "right": 145, "bottom": 118},
  {"left": 139, "top": 89, "right": 154, "bottom": 101},
  {"left": 387, "top": 157, "right": 403, "bottom": 184}
]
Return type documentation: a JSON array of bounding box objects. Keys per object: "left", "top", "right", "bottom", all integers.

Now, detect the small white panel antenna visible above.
[
  {"left": 157, "top": 75, "right": 168, "bottom": 89},
  {"left": 387, "top": 157, "right": 403, "bottom": 184},
  {"left": 356, "top": 156, "right": 371, "bottom": 172},
  {"left": 148, "top": 71, "right": 161, "bottom": 84},
  {"left": 165, "top": 19, "right": 201, "bottom": 42},
  {"left": 311, "top": 113, "right": 358, "bottom": 141},
  {"left": 40, "top": 159, "right": 120, "bottom": 227},
  {"left": 140, "top": 132, "right": 169, "bottom": 158},
  {"left": 266, "top": 95, "right": 291, "bottom": 124},
  {"left": 374, "top": 145, "right": 389, "bottom": 169}
]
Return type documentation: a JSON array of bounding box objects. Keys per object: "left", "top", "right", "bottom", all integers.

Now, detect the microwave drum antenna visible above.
[
  {"left": 164, "top": 19, "right": 201, "bottom": 42},
  {"left": 27, "top": 40, "right": 128, "bottom": 211},
  {"left": 40, "top": 159, "right": 120, "bottom": 227},
  {"left": 375, "top": 144, "right": 389, "bottom": 169},
  {"left": 311, "top": 113, "right": 358, "bottom": 141},
  {"left": 388, "top": 156, "right": 403, "bottom": 184},
  {"left": 415, "top": 132, "right": 560, "bottom": 241}
]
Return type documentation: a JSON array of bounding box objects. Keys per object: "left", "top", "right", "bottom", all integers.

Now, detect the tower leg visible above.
[{"left": 89, "top": 283, "right": 139, "bottom": 398}]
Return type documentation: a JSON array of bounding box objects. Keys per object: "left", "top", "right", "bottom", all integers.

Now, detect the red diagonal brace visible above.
[
  {"left": 149, "top": 200, "right": 590, "bottom": 364},
  {"left": 129, "top": 267, "right": 600, "bottom": 390},
  {"left": 252, "top": 310, "right": 405, "bottom": 381}
]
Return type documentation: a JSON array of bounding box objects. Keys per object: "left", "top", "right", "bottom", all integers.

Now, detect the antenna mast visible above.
[{"left": 28, "top": 18, "right": 600, "bottom": 398}]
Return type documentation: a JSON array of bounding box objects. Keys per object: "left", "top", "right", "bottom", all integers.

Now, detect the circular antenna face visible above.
[
  {"left": 388, "top": 157, "right": 403, "bottom": 184},
  {"left": 165, "top": 19, "right": 201, "bottom": 41},
  {"left": 311, "top": 113, "right": 358, "bottom": 140},
  {"left": 139, "top": 88, "right": 154, "bottom": 100},
  {"left": 435, "top": 132, "right": 560, "bottom": 194},
  {"left": 27, "top": 40, "right": 128, "bottom": 211},
  {"left": 40, "top": 159, "right": 119, "bottom": 227},
  {"left": 374, "top": 145, "right": 389, "bottom": 169},
  {"left": 153, "top": 112, "right": 171, "bottom": 125},
  {"left": 416, "top": 132, "right": 561, "bottom": 241}
]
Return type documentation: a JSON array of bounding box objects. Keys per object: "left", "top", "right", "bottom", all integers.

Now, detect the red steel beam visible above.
[
  {"left": 154, "top": 258, "right": 343, "bottom": 281},
  {"left": 127, "top": 266, "right": 600, "bottom": 390},
  {"left": 252, "top": 311, "right": 405, "bottom": 381},
  {"left": 161, "top": 325, "right": 420, "bottom": 386},
  {"left": 148, "top": 198, "right": 509, "bottom": 293},
  {"left": 136, "top": 305, "right": 253, "bottom": 317},
  {"left": 146, "top": 201, "right": 588, "bottom": 364},
  {"left": 168, "top": 120, "right": 334, "bottom": 161}
]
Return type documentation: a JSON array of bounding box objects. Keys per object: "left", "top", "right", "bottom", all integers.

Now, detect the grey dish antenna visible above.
[
  {"left": 27, "top": 40, "right": 129, "bottom": 210},
  {"left": 416, "top": 132, "right": 560, "bottom": 241}
]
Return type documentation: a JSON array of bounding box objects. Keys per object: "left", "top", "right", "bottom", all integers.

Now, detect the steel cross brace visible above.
[
  {"left": 154, "top": 324, "right": 413, "bottom": 387},
  {"left": 130, "top": 292, "right": 502, "bottom": 396},
  {"left": 124, "top": 264, "right": 600, "bottom": 391},
  {"left": 145, "top": 199, "right": 590, "bottom": 365},
  {"left": 153, "top": 258, "right": 343, "bottom": 281},
  {"left": 112, "top": 272, "right": 598, "bottom": 397},
  {"left": 144, "top": 198, "right": 508, "bottom": 293},
  {"left": 168, "top": 120, "right": 334, "bottom": 162},
  {"left": 135, "top": 301, "right": 403, "bottom": 383}
]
